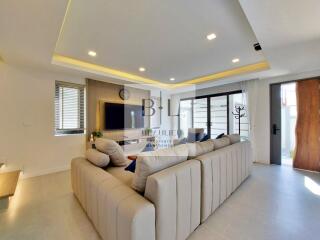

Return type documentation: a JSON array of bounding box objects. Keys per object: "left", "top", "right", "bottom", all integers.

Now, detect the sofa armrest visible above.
[
  {"left": 144, "top": 160, "right": 201, "bottom": 240},
  {"left": 71, "top": 158, "right": 155, "bottom": 240}
]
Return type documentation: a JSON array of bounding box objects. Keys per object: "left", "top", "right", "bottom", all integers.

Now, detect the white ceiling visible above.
[
  {"left": 238, "top": 0, "right": 320, "bottom": 77},
  {"left": 55, "top": 0, "right": 265, "bottom": 83},
  {"left": 1, "top": 0, "right": 320, "bottom": 91}
]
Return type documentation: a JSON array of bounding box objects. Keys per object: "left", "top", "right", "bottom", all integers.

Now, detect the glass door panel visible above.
[
  {"left": 193, "top": 98, "right": 208, "bottom": 134},
  {"left": 179, "top": 100, "right": 192, "bottom": 138},
  {"left": 210, "top": 96, "right": 227, "bottom": 138}
]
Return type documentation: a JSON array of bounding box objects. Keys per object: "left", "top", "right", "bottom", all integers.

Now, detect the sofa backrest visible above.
[
  {"left": 186, "top": 140, "right": 215, "bottom": 159},
  {"left": 132, "top": 144, "right": 189, "bottom": 192},
  {"left": 131, "top": 134, "right": 241, "bottom": 192}
]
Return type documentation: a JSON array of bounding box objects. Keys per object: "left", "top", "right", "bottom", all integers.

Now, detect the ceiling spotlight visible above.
[
  {"left": 139, "top": 67, "right": 146, "bottom": 72},
  {"left": 232, "top": 58, "right": 240, "bottom": 63},
  {"left": 170, "top": 78, "right": 175, "bottom": 81},
  {"left": 206, "top": 33, "right": 217, "bottom": 41},
  {"left": 88, "top": 50, "right": 97, "bottom": 57}
]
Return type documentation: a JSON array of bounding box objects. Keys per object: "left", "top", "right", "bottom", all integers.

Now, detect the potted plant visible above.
[
  {"left": 144, "top": 128, "right": 152, "bottom": 136},
  {"left": 91, "top": 131, "right": 103, "bottom": 140}
]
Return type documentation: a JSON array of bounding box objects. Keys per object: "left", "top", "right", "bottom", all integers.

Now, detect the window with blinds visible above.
[{"left": 55, "top": 81, "right": 85, "bottom": 135}]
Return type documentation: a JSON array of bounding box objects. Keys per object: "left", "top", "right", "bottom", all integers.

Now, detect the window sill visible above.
[{"left": 54, "top": 133, "right": 86, "bottom": 137}]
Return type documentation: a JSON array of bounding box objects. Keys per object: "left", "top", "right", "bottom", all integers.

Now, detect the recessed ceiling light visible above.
[
  {"left": 88, "top": 50, "right": 97, "bottom": 57},
  {"left": 139, "top": 67, "right": 146, "bottom": 72},
  {"left": 232, "top": 58, "right": 240, "bottom": 63},
  {"left": 206, "top": 33, "right": 217, "bottom": 41},
  {"left": 170, "top": 78, "right": 175, "bottom": 81}
]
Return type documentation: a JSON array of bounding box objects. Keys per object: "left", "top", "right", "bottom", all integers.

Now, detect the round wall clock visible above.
[{"left": 119, "top": 88, "right": 130, "bottom": 100}]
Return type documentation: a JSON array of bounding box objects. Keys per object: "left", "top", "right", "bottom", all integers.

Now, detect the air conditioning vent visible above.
[{"left": 254, "top": 43, "right": 262, "bottom": 51}]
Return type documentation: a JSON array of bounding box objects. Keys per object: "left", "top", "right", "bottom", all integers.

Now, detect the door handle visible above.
[{"left": 272, "top": 124, "right": 280, "bottom": 135}]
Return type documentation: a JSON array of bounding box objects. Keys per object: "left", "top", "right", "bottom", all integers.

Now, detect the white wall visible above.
[{"left": 0, "top": 63, "right": 86, "bottom": 178}]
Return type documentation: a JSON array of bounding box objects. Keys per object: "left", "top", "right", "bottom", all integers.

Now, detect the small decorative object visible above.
[
  {"left": 90, "top": 134, "right": 94, "bottom": 143},
  {"left": 144, "top": 128, "right": 152, "bottom": 136},
  {"left": 119, "top": 88, "right": 130, "bottom": 100},
  {"left": 91, "top": 131, "right": 103, "bottom": 148},
  {"left": 232, "top": 105, "right": 246, "bottom": 135},
  {"left": 89, "top": 134, "right": 96, "bottom": 149},
  {"left": 92, "top": 131, "right": 103, "bottom": 139},
  {"left": 177, "top": 129, "right": 184, "bottom": 138}
]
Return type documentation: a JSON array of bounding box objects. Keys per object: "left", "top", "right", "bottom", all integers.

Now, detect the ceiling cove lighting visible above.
[
  {"left": 139, "top": 67, "right": 146, "bottom": 72},
  {"left": 88, "top": 51, "right": 97, "bottom": 57},
  {"left": 170, "top": 78, "right": 175, "bottom": 81},
  {"left": 52, "top": 55, "right": 269, "bottom": 89},
  {"left": 206, "top": 33, "right": 217, "bottom": 40},
  {"left": 232, "top": 58, "right": 240, "bottom": 63}
]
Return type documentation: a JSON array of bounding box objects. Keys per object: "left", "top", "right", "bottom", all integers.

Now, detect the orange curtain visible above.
[{"left": 293, "top": 79, "right": 320, "bottom": 171}]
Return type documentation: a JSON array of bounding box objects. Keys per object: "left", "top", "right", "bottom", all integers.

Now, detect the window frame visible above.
[
  {"left": 54, "top": 81, "right": 86, "bottom": 136},
  {"left": 178, "top": 90, "right": 245, "bottom": 137}
]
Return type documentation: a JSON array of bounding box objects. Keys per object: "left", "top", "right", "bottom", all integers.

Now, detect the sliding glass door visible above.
[
  {"left": 179, "top": 100, "right": 192, "bottom": 137},
  {"left": 179, "top": 91, "right": 248, "bottom": 139},
  {"left": 210, "top": 96, "right": 227, "bottom": 138},
  {"left": 193, "top": 98, "right": 208, "bottom": 134}
]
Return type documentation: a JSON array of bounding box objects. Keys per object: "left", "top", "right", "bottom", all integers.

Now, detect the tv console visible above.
[{"left": 115, "top": 135, "right": 155, "bottom": 146}]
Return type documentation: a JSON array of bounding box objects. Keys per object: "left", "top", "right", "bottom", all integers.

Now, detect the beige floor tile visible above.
[{"left": 0, "top": 164, "right": 319, "bottom": 240}]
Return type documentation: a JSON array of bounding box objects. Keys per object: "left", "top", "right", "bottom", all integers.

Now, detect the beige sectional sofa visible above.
[{"left": 71, "top": 135, "right": 252, "bottom": 240}]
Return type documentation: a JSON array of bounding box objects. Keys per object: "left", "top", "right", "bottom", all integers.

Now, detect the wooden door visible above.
[{"left": 294, "top": 79, "right": 320, "bottom": 171}]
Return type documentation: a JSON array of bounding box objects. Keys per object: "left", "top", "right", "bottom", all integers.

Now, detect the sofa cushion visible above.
[
  {"left": 200, "top": 134, "right": 210, "bottom": 142},
  {"left": 95, "top": 138, "right": 127, "bottom": 166},
  {"left": 86, "top": 149, "right": 110, "bottom": 167},
  {"left": 226, "top": 134, "right": 241, "bottom": 144},
  {"left": 106, "top": 163, "right": 134, "bottom": 187},
  {"left": 186, "top": 140, "right": 215, "bottom": 159},
  {"left": 211, "top": 137, "right": 230, "bottom": 149},
  {"left": 132, "top": 144, "right": 189, "bottom": 192}
]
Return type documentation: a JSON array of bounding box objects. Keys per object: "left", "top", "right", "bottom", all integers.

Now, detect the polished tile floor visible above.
[{"left": 0, "top": 164, "right": 319, "bottom": 240}]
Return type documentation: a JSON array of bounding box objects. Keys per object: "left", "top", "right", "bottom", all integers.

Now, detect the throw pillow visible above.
[
  {"left": 95, "top": 138, "right": 127, "bottom": 166},
  {"left": 216, "top": 133, "right": 225, "bottom": 139},
  {"left": 125, "top": 160, "right": 136, "bottom": 173},
  {"left": 143, "top": 142, "right": 154, "bottom": 152},
  {"left": 200, "top": 134, "right": 210, "bottom": 142},
  {"left": 132, "top": 144, "right": 189, "bottom": 192},
  {"left": 86, "top": 148, "right": 110, "bottom": 167},
  {"left": 187, "top": 132, "right": 204, "bottom": 143}
]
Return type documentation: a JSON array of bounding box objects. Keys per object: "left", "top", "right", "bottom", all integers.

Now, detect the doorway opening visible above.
[{"left": 280, "top": 83, "right": 297, "bottom": 166}]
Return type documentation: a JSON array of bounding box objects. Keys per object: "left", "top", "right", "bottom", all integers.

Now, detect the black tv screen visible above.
[{"left": 104, "top": 103, "right": 144, "bottom": 130}]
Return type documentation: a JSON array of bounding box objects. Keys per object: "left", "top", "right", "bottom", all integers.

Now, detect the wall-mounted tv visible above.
[{"left": 104, "top": 102, "right": 144, "bottom": 130}]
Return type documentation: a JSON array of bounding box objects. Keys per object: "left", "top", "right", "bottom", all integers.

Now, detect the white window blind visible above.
[{"left": 55, "top": 81, "right": 85, "bottom": 135}]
